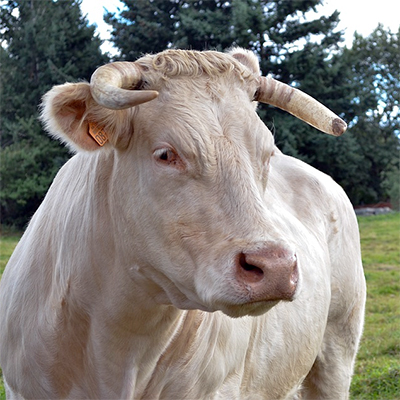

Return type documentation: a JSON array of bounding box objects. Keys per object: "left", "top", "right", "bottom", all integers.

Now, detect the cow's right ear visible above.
[
  {"left": 228, "top": 48, "right": 260, "bottom": 75},
  {"left": 41, "top": 82, "right": 134, "bottom": 152}
]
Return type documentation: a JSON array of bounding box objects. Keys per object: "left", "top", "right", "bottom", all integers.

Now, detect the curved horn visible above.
[
  {"left": 256, "top": 76, "right": 347, "bottom": 136},
  {"left": 90, "top": 62, "right": 158, "bottom": 110}
]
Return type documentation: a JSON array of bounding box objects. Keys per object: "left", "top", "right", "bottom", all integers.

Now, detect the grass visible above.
[
  {"left": 0, "top": 237, "right": 20, "bottom": 277},
  {"left": 350, "top": 213, "right": 400, "bottom": 399},
  {"left": 0, "top": 213, "right": 399, "bottom": 399}
]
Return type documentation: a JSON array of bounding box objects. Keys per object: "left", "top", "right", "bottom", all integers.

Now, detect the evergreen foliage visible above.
[
  {"left": 343, "top": 26, "right": 400, "bottom": 205},
  {"left": 0, "top": 0, "right": 108, "bottom": 227}
]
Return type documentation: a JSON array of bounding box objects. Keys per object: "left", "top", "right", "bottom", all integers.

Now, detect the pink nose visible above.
[{"left": 236, "top": 244, "right": 298, "bottom": 302}]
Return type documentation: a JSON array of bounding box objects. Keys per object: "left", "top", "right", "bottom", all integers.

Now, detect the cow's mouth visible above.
[{"left": 218, "top": 299, "right": 280, "bottom": 318}]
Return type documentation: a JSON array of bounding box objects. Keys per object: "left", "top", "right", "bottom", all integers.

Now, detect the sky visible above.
[{"left": 80, "top": 0, "right": 400, "bottom": 56}]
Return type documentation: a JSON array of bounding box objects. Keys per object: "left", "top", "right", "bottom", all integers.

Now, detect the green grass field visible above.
[
  {"left": 350, "top": 213, "right": 400, "bottom": 399},
  {"left": 0, "top": 213, "right": 399, "bottom": 399}
]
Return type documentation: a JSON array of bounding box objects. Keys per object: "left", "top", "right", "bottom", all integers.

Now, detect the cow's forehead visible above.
[
  {"left": 138, "top": 81, "right": 269, "bottom": 139},
  {"left": 136, "top": 93, "right": 274, "bottom": 173}
]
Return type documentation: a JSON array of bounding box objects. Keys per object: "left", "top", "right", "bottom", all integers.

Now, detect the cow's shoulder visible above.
[{"left": 269, "top": 148, "right": 354, "bottom": 228}]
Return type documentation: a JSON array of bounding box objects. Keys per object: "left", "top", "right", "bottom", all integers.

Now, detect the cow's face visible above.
[
  {"left": 42, "top": 49, "right": 345, "bottom": 317},
  {"left": 122, "top": 78, "right": 298, "bottom": 318}
]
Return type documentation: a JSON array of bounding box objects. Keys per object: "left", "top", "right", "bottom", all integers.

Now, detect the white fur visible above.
[{"left": 0, "top": 49, "right": 366, "bottom": 399}]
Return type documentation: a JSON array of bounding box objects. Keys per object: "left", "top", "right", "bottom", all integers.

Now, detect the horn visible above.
[
  {"left": 255, "top": 76, "right": 347, "bottom": 136},
  {"left": 90, "top": 62, "right": 158, "bottom": 110}
]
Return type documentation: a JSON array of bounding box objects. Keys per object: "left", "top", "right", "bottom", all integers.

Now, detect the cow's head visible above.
[{"left": 41, "top": 49, "right": 346, "bottom": 318}]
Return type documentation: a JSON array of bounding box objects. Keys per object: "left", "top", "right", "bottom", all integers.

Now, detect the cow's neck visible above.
[{"left": 71, "top": 257, "right": 189, "bottom": 396}]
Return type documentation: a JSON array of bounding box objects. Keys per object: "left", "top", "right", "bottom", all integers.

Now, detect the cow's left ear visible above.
[
  {"left": 41, "top": 82, "right": 134, "bottom": 153},
  {"left": 228, "top": 48, "right": 260, "bottom": 75}
]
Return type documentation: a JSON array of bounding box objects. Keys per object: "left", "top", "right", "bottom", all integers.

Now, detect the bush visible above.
[{"left": 382, "top": 163, "right": 400, "bottom": 211}]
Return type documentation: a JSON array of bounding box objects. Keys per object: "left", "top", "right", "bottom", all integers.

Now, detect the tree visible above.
[
  {"left": 104, "top": 0, "right": 181, "bottom": 61},
  {"left": 266, "top": 24, "right": 400, "bottom": 205},
  {"left": 106, "top": 0, "right": 340, "bottom": 63},
  {"left": 173, "top": 0, "right": 266, "bottom": 51},
  {"left": 342, "top": 25, "right": 400, "bottom": 205},
  {"left": 0, "top": 0, "right": 108, "bottom": 227}
]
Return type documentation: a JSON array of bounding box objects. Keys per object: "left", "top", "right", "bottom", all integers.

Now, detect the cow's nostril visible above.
[
  {"left": 238, "top": 253, "right": 264, "bottom": 280},
  {"left": 236, "top": 246, "right": 298, "bottom": 300}
]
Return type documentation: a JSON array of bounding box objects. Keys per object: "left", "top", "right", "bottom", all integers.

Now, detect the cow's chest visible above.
[{"left": 139, "top": 300, "right": 328, "bottom": 399}]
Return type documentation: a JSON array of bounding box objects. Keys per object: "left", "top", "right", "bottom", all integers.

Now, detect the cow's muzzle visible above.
[{"left": 236, "top": 244, "right": 298, "bottom": 302}]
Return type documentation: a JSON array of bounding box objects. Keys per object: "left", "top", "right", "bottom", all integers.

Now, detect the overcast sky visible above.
[{"left": 80, "top": 0, "right": 400, "bottom": 56}]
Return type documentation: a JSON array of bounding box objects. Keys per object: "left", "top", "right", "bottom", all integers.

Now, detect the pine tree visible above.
[
  {"left": 342, "top": 25, "right": 400, "bottom": 205},
  {"left": 0, "top": 0, "right": 108, "bottom": 227},
  {"left": 106, "top": 0, "right": 338, "bottom": 62},
  {"left": 105, "top": 0, "right": 181, "bottom": 61}
]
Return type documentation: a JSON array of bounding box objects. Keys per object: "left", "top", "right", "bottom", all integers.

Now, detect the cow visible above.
[{"left": 0, "top": 48, "right": 366, "bottom": 399}]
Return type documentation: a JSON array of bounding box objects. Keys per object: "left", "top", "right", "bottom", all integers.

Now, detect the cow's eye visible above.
[
  {"left": 154, "top": 148, "right": 175, "bottom": 162},
  {"left": 157, "top": 149, "right": 171, "bottom": 161},
  {"left": 153, "top": 147, "right": 184, "bottom": 169}
]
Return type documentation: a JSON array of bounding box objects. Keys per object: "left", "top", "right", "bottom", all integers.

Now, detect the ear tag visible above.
[{"left": 88, "top": 122, "right": 108, "bottom": 146}]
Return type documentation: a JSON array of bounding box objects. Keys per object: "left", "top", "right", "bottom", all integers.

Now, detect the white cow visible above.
[{"left": 0, "top": 48, "right": 366, "bottom": 399}]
